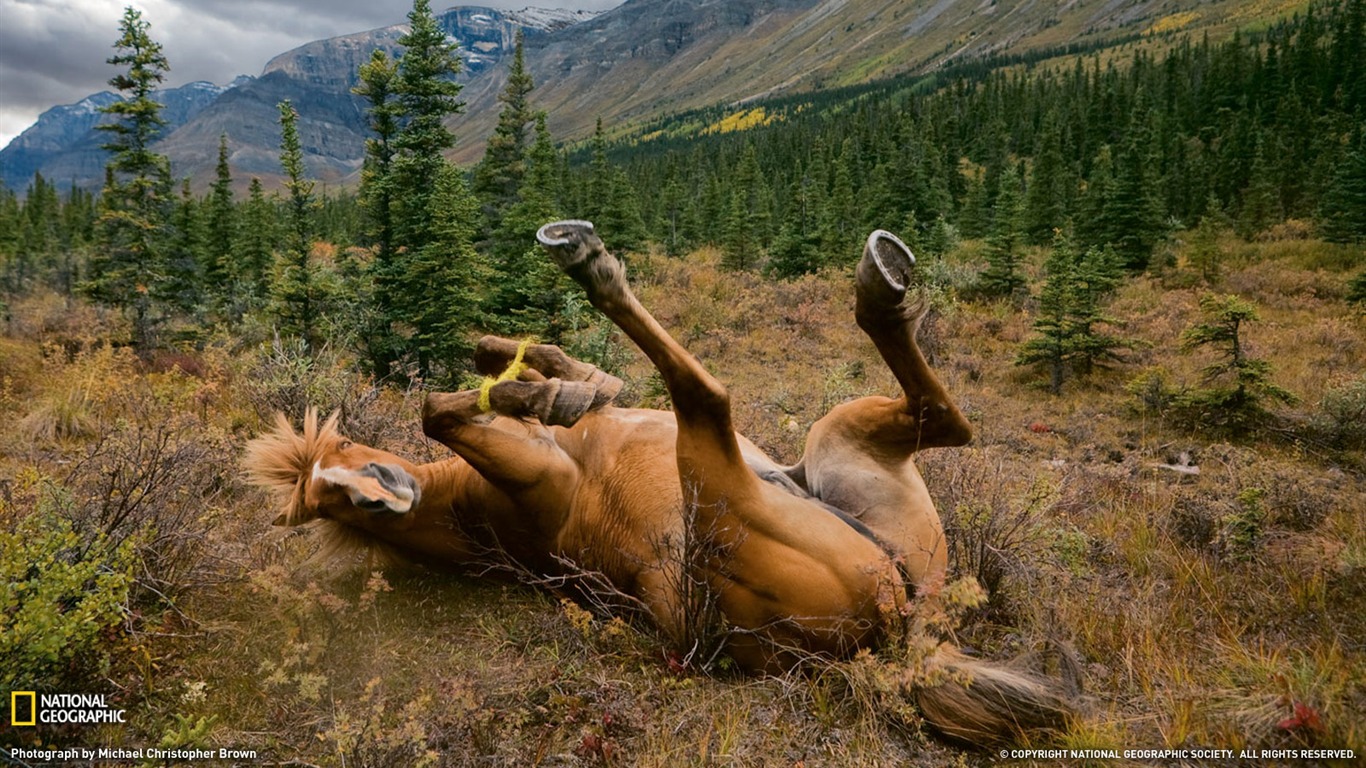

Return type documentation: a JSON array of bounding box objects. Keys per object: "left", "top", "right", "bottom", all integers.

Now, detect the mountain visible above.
[
  {"left": 482, "top": 0, "right": 1287, "bottom": 153},
  {"left": 1, "top": 0, "right": 1300, "bottom": 193},
  {"left": 153, "top": 6, "right": 595, "bottom": 186},
  {"left": 0, "top": 79, "right": 249, "bottom": 192},
  {"left": 0, "top": 7, "right": 593, "bottom": 192}
]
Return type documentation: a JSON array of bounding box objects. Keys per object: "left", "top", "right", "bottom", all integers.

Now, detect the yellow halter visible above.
[{"left": 477, "top": 338, "right": 534, "bottom": 413}]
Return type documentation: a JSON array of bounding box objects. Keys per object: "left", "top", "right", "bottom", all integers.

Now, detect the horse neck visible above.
[{"left": 411, "top": 457, "right": 479, "bottom": 517}]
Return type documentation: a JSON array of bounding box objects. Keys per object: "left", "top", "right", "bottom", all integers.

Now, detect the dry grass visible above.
[{"left": 1, "top": 236, "right": 1363, "bottom": 765}]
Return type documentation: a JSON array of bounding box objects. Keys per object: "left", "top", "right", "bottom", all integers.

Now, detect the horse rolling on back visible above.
[{"left": 244, "top": 224, "right": 1078, "bottom": 745}]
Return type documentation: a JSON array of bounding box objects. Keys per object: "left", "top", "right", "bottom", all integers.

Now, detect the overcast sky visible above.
[{"left": 0, "top": 0, "right": 625, "bottom": 150}]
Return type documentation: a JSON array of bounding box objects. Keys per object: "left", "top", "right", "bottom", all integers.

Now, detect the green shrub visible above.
[
  {"left": 1313, "top": 374, "right": 1366, "bottom": 450},
  {"left": 1126, "top": 366, "right": 1181, "bottom": 417},
  {"left": 1215, "top": 488, "right": 1267, "bottom": 562},
  {"left": 0, "top": 473, "right": 136, "bottom": 691}
]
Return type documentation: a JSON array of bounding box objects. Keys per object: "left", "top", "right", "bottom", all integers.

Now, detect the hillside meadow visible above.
[{"left": 1, "top": 232, "right": 1363, "bottom": 766}]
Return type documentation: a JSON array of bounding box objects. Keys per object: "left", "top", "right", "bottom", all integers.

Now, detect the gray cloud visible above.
[{"left": 0, "top": 0, "right": 625, "bottom": 149}]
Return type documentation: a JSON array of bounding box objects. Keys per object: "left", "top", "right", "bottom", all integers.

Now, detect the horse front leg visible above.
[
  {"left": 422, "top": 376, "right": 597, "bottom": 491},
  {"left": 536, "top": 221, "right": 757, "bottom": 510},
  {"left": 473, "top": 335, "right": 623, "bottom": 406}
]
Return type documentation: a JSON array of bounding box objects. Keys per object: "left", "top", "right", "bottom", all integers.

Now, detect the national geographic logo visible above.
[
  {"left": 9, "top": 692, "right": 127, "bottom": 726},
  {"left": 10, "top": 692, "right": 36, "bottom": 726}
]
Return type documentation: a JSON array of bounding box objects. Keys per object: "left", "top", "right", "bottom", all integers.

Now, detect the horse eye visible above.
[{"left": 339, "top": 440, "right": 353, "bottom": 450}]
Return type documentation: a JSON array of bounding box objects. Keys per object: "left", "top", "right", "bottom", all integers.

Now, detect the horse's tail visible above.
[{"left": 909, "top": 643, "right": 1082, "bottom": 745}]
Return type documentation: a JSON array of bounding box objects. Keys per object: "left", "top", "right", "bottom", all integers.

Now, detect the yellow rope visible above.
[{"left": 478, "top": 338, "right": 534, "bottom": 413}]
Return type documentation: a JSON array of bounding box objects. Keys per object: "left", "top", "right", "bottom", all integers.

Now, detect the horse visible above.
[{"left": 244, "top": 223, "right": 1078, "bottom": 744}]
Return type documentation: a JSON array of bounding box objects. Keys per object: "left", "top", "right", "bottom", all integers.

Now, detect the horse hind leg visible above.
[{"left": 854, "top": 230, "right": 971, "bottom": 451}]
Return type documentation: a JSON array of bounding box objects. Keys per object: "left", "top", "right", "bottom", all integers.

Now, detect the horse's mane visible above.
[
  {"left": 243, "top": 407, "right": 343, "bottom": 525},
  {"left": 243, "top": 408, "right": 407, "bottom": 568}
]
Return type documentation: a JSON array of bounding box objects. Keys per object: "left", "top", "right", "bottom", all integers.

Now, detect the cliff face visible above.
[
  {"left": 157, "top": 6, "right": 593, "bottom": 187},
  {"left": 0, "top": 82, "right": 239, "bottom": 191}
]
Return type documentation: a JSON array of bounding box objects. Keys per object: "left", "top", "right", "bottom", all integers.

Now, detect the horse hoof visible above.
[
  {"left": 537, "top": 219, "right": 595, "bottom": 247},
  {"left": 857, "top": 230, "right": 915, "bottom": 311},
  {"left": 587, "top": 370, "right": 623, "bottom": 408},
  {"left": 545, "top": 380, "right": 599, "bottom": 427},
  {"left": 538, "top": 220, "right": 600, "bottom": 269},
  {"left": 857, "top": 226, "right": 912, "bottom": 296}
]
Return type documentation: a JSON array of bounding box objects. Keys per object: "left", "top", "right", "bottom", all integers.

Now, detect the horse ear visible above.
[{"left": 311, "top": 462, "right": 420, "bottom": 514}]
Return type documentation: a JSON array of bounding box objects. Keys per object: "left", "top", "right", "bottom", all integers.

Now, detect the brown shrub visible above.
[
  {"left": 1255, "top": 219, "right": 1316, "bottom": 242},
  {"left": 919, "top": 448, "right": 1051, "bottom": 624}
]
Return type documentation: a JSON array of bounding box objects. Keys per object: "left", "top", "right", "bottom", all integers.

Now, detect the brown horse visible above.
[{"left": 244, "top": 224, "right": 1077, "bottom": 744}]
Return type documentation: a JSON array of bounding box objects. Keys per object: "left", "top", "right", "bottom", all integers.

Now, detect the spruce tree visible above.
[
  {"left": 766, "top": 174, "right": 822, "bottom": 278},
  {"left": 1319, "top": 130, "right": 1366, "bottom": 244},
  {"left": 5, "top": 173, "right": 60, "bottom": 291},
  {"left": 271, "top": 101, "right": 319, "bottom": 350},
  {"left": 1179, "top": 293, "right": 1296, "bottom": 427},
  {"left": 1238, "top": 135, "right": 1282, "bottom": 238},
  {"left": 958, "top": 171, "right": 991, "bottom": 240},
  {"left": 1187, "top": 207, "right": 1226, "bottom": 284},
  {"left": 819, "top": 140, "right": 858, "bottom": 258},
  {"left": 722, "top": 142, "right": 771, "bottom": 270},
  {"left": 164, "top": 177, "right": 205, "bottom": 313},
  {"left": 1022, "top": 112, "right": 1072, "bottom": 245},
  {"left": 658, "top": 163, "right": 688, "bottom": 256},
  {"left": 1017, "top": 232, "right": 1128, "bottom": 393},
  {"left": 583, "top": 118, "right": 647, "bottom": 251},
  {"left": 352, "top": 48, "right": 401, "bottom": 373},
  {"left": 390, "top": 0, "right": 464, "bottom": 253},
  {"left": 84, "top": 6, "right": 173, "bottom": 353},
  {"left": 372, "top": 0, "right": 486, "bottom": 381},
  {"left": 1018, "top": 232, "right": 1076, "bottom": 394},
  {"left": 352, "top": 49, "right": 400, "bottom": 267},
  {"left": 0, "top": 185, "right": 20, "bottom": 262},
  {"left": 1066, "top": 245, "right": 1128, "bottom": 376},
  {"left": 1102, "top": 122, "right": 1166, "bottom": 270},
  {"left": 204, "top": 134, "right": 236, "bottom": 305},
  {"left": 234, "top": 177, "right": 277, "bottom": 310},
  {"left": 1075, "top": 145, "right": 1115, "bottom": 253},
  {"left": 487, "top": 113, "right": 571, "bottom": 339},
  {"left": 1347, "top": 270, "right": 1366, "bottom": 304},
  {"left": 404, "top": 163, "right": 489, "bottom": 377},
  {"left": 979, "top": 166, "right": 1027, "bottom": 298},
  {"left": 473, "top": 29, "right": 534, "bottom": 235}
]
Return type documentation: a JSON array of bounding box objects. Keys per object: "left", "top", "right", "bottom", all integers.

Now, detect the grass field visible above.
[{"left": 2, "top": 230, "right": 1363, "bottom": 766}]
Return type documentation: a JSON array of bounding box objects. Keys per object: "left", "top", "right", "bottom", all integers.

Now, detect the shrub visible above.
[
  {"left": 244, "top": 336, "right": 360, "bottom": 421},
  {"left": 1178, "top": 293, "right": 1297, "bottom": 430},
  {"left": 0, "top": 472, "right": 136, "bottom": 691},
  {"left": 1215, "top": 488, "right": 1267, "bottom": 561},
  {"left": 62, "top": 411, "right": 232, "bottom": 602},
  {"left": 1311, "top": 374, "right": 1366, "bottom": 450},
  {"left": 1168, "top": 490, "right": 1219, "bottom": 549},
  {"left": 1126, "top": 366, "right": 1181, "bottom": 418},
  {"left": 922, "top": 450, "right": 1051, "bottom": 624},
  {"left": 322, "top": 678, "right": 439, "bottom": 768}
]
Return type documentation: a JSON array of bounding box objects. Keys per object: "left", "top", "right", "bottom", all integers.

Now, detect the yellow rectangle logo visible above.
[{"left": 11, "top": 691, "right": 36, "bottom": 726}]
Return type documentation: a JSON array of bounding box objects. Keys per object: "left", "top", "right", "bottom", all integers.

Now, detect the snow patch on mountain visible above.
[{"left": 505, "top": 7, "right": 601, "bottom": 31}]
